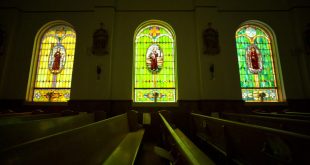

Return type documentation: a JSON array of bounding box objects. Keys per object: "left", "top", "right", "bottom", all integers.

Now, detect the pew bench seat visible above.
[
  {"left": 174, "top": 129, "right": 215, "bottom": 164},
  {"left": 103, "top": 129, "right": 145, "bottom": 165},
  {"left": 158, "top": 111, "right": 215, "bottom": 165}
]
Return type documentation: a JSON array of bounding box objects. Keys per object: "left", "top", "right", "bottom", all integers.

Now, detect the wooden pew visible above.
[
  {"left": 191, "top": 113, "right": 310, "bottom": 165},
  {"left": 221, "top": 112, "right": 310, "bottom": 135},
  {"left": 0, "top": 112, "right": 145, "bottom": 165},
  {"left": 0, "top": 113, "right": 61, "bottom": 125},
  {"left": 285, "top": 111, "right": 310, "bottom": 116},
  {"left": 253, "top": 111, "right": 310, "bottom": 121},
  {"left": 102, "top": 110, "right": 144, "bottom": 165},
  {"left": 158, "top": 111, "right": 215, "bottom": 165},
  {"left": 0, "top": 112, "right": 94, "bottom": 150}
]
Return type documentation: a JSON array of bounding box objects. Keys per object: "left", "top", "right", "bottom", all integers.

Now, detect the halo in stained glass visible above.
[{"left": 146, "top": 44, "right": 163, "bottom": 73}]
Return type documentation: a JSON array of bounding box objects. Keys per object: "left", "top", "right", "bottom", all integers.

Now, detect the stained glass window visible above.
[
  {"left": 134, "top": 23, "right": 177, "bottom": 102},
  {"left": 236, "top": 24, "right": 281, "bottom": 102},
  {"left": 29, "top": 24, "right": 76, "bottom": 102}
]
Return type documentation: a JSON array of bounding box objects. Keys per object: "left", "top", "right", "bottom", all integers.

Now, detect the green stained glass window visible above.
[
  {"left": 236, "top": 24, "right": 280, "bottom": 102},
  {"left": 134, "top": 23, "right": 177, "bottom": 103},
  {"left": 28, "top": 23, "right": 76, "bottom": 102}
]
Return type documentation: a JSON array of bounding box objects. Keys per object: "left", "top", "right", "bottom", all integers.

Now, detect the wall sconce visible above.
[
  {"left": 209, "top": 63, "right": 215, "bottom": 80},
  {"left": 96, "top": 65, "right": 102, "bottom": 80}
]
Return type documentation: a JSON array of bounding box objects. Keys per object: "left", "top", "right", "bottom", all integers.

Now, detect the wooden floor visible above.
[{"left": 135, "top": 125, "right": 169, "bottom": 165}]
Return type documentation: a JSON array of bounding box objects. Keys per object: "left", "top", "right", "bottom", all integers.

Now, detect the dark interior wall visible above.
[{"left": 0, "top": 0, "right": 310, "bottom": 103}]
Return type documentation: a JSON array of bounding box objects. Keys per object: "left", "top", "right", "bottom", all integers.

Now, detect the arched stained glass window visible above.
[
  {"left": 27, "top": 22, "right": 76, "bottom": 102},
  {"left": 134, "top": 20, "right": 177, "bottom": 103},
  {"left": 236, "top": 22, "right": 284, "bottom": 102}
]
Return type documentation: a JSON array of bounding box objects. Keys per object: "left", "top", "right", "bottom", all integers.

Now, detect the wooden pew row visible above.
[
  {"left": 253, "top": 111, "right": 310, "bottom": 121},
  {"left": 0, "top": 112, "right": 32, "bottom": 118},
  {"left": 0, "top": 112, "right": 94, "bottom": 150},
  {"left": 285, "top": 111, "right": 310, "bottom": 116},
  {"left": 191, "top": 113, "right": 310, "bottom": 165},
  {"left": 0, "top": 112, "right": 145, "bottom": 165},
  {"left": 158, "top": 111, "right": 215, "bottom": 165},
  {"left": 0, "top": 113, "right": 62, "bottom": 125},
  {"left": 221, "top": 112, "right": 310, "bottom": 135}
]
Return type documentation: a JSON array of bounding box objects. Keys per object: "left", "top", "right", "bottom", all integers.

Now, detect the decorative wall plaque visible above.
[
  {"left": 203, "top": 23, "right": 220, "bottom": 55},
  {"left": 92, "top": 22, "right": 108, "bottom": 55}
]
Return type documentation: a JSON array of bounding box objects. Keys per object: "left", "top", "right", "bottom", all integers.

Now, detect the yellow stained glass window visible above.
[
  {"left": 29, "top": 24, "right": 76, "bottom": 102},
  {"left": 134, "top": 21, "right": 177, "bottom": 103}
]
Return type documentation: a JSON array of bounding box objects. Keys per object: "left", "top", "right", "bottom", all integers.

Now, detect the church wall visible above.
[
  {"left": 195, "top": 7, "right": 242, "bottom": 100},
  {"left": 0, "top": 0, "right": 309, "bottom": 104},
  {"left": 0, "top": 9, "right": 20, "bottom": 99},
  {"left": 70, "top": 8, "right": 115, "bottom": 100},
  {"left": 288, "top": 8, "right": 310, "bottom": 99}
]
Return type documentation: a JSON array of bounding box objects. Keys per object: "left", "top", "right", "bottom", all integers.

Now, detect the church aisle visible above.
[{"left": 135, "top": 125, "right": 170, "bottom": 165}]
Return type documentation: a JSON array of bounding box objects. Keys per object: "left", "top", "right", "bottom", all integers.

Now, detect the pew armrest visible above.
[{"left": 103, "top": 129, "right": 145, "bottom": 165}]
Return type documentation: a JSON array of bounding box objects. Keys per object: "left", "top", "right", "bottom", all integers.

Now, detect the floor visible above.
[{"left": 135, "top": 125, "right": 170, "bottom": 165}]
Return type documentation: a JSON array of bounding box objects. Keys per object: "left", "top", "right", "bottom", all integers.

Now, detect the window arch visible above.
[
  {"left": 235, "top": 21, "right": 284, "bottom": 102},
  {"left": 27, "top": 21, "right": 76, "bottom": 102},
  {"left": 133, "top": 20, "right": 177, "bottom": 103}
]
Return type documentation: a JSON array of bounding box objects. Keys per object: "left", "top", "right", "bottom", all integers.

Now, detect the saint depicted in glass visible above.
[
  {"left": 28, "top": 23, "right": 76, "bottom": 102},
  {"left": 146, "top": 44, "right": 163, "bottom": 72},
  {"left": 134, "top": 21, "right": 177, "bottom": 103},
  {"left": 236, "top": 23, "right": 283, "bottom": 102},
  {"left": 246, "top": 44, "right": 263, "bottom": 74}
]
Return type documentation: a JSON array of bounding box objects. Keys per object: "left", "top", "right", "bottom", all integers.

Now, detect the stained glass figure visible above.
[
  {"left": 236, "top": 24, "right": 281, "bottom": 102},
  {"left": 134, "top": 23, "right": 176, "bottom": 103},
  {"left": 246, "top": 44, "right": 263, "bottom": 74},
  {"left": 146, "top": 44, "right": 163, "bottom": 73},
  {"left": 29, "top": 24, "right": 76, "bottom": 102}
]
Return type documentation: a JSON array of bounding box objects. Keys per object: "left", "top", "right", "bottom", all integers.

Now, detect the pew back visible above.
[
  {"left": 0, "top": 112, "right": 94, "bottom": 150},
  {"left": 191, "top": 113, "right": 310, "bottom": 165},
  {"left": 0, "top": 113, "right": 61, "bottom": 125},
  {"left": 254, "top": 111, "right": 310, "bottom": 120},
  {"left": 0, "top": 113, "right": 129, "bottom": 165},
  {"left": 222, "top": 112, "right": 310, "bottom": 135}
]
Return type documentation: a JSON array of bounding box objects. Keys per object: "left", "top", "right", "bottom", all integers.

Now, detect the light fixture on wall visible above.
[
  {"left": 209, "top": 63, "right": 215, "bottom": 80},
  {"left": 96, "top": 65, "right": 102, "bottom": 80}
]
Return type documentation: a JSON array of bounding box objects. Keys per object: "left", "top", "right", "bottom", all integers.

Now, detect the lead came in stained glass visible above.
[
  {"left": 134, "top": 23, "right": 176, "bottom": 103},
  {"left": 236, "top": 24, "right": 280, "bottom": 102}
]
